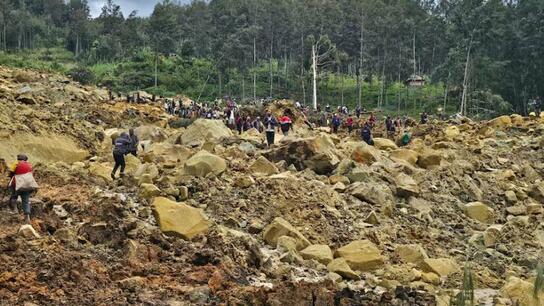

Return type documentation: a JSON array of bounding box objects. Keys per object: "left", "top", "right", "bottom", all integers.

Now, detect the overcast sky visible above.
[{"left": 89, "top": 0, "right": 191, "bottom": 18}]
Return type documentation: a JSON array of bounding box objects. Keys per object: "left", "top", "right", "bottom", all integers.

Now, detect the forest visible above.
[{"left": 0, "top": 0, "right": 543, "bottom": 117}]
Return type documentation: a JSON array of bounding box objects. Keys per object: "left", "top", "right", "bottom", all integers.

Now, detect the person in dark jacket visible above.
[
  {"left": 111, "top": 133, "right": 131, "bottom": 179},
  {"left": 263, "top": 111, "right": 278, "bottom": 147},
  {"left": 361, "top": 122, "right": 374, "bottom": 145},
  {"left": 331, "top": 114, "right": 341, "bottom": 133},
  {"left": 128, "top": 128, "right": 139, "bottom": 157}
]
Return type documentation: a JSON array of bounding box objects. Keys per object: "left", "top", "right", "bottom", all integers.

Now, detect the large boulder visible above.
[
  {"left": 143, "top": 143, "right": 192, "bottom": 164},
  {"left": 444, "top": 126, "right": 460, "bottom": 138},
  {"left": 351, "top": 145, "right": 380, "bottom": 165},
  {"left": 349, "top": 182, "right": 393, "bottom": 206},
  {"left": 262, "top": 217, "right": 310, "bottom": 250},
  {"left": 0, "top": 133, "right": 89, "bottom": 165},
  {"left": 89, "top": 163, "right": 113, "bottom": 182},
  {"left": 501, "top": 276, "right": 544, "bottom": 306},
  {"left": 184, "top": 151, "right": 227, "bottom": 177},
  {"left": 390, "top": 149, "right": 419, "bottom": 165},
  {"left": 395, "top": 173, "right": 420, "bottom": 197},
  {"left": 336, "top": 240, "right": 385, "bottom": 271},
  {"left": 250, "top": 156, "right": 279, "bottom": 175},
  {"left": 372, "top": 138, "right": 398, "bottom": 151},
  {"left": 152, "top": 197, "right": 210, "bottom": 239},
  {"left": 263, "top": 134, "right": 339, "bottom": 175},
  {"left": 417, "top": 149, "right": 442, "bottom": 169},
  {"left": 464, "top": 201, "right": 495, "bottom": 223},
  {"left": 134, "top": 125, "right": 167, "bottom": 143},
  {"left": 180, "top": 119, "right": 233, "bottom": 145},
  {"left": 395, "top": 244, "right": 428, "bottom": 265},
  {"left": 300, "top": 244, "right": 333, "bottom": 265},
  {"left": 488, "top": 115, "right": 512, "bottom": 129},
  {"left": 420, "top": 258, "right": 459, "bottom": 277},
  {"left": 139, "top": 183, "right": 161, "bottom": 199},
  {"left": 327, "top": 258, "right": 359, "bottom": 280}
]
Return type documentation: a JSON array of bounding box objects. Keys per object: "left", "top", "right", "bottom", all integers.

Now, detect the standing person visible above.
[
  {"left": 128, "top": 128, "right": 139, "bottom": 157},
  {"left": 235, "top": 115, "right": 244, "bottom": 134},
  {"left": 279, "top": 113, "right": 293, "bottom": 136},
  {"left": 346, "top": 115, "right": 354, "bottom": 134},
  {"left": 264, "top": 111, "right": 278, "bottom": 147},
  {"left": 8, "top": 154, "right": 37, "bottom": 223},
  {"left": 331, "top": 113, "right": 341, "bottom": 133},
  {"left": 355, "top": 106, "right": 362, "bottom": 119},
  {"left": 253, "top": 116, "right": 264, "bottom": 133},
  {"left": 368, "top": 112, "right": 376, "bottom": 127},
  {"left": 243, "top": 116, "right": 253, "bottom": 132},
  {"left": 394, "top": 117, "right": 402, "bottom": 131},
  {"left": 361, "top": 122, "right": 374, "bottom": 145},
  {"left": 385, "top": 116, "right": 395, "bottom": 137},
  {"left": 111, "top": 133, "right": 131, "bottom": 180},
  {"left": 401, "top": 130, "right": 411, "bottom": 147},
  {"left": 420, "top": 112, "right": 429, "bottom": 124}
]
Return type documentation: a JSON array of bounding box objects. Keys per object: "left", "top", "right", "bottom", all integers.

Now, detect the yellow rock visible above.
[
  {"left": 89, "top": 163, "right": 113, "bottom": 182},
  {"left": 501, "top": 276, "right": 544, "bottom": 306},
  {"left": 464, "top": 201, "right": 495, "bottom": 223},
  {"left": 373, "top": 138, "right": 398, "bottom": 151},
  {"left": 262, "top": 217, "right": 310, "bottom": 250},
  {"left": 300, "top": 244, "right": 333, "bottom": 265},
  {"left": 0, "top": 133, "right": 89, "bottom": 165},
  {"left": 510, "top": 114, "right": 524, "bottom": 126},
  {"left": 395, "top": 244, "right": 429, "bottom": 265},
  {"left": 180, "top": 119, "right": 233, "bottom": 145},
  {"left": 336, "top": 240, "right": 385, "bottom": 271},
  {"left": 184, "top": 150, "right": 227, "bottom": 177},
  {"left": 276, "top": 236, "right": 298, "bottom": 252},
  {"left": 488, "top": 115, "right": 512, "bottom": 129},
  {"left": 152, "top": 197, "right": 210, "bottom": 240},
  {"left": 421, "top": 272, "right": 440, "bottom": 285},
  {"left": 351, "top": 145, "right": 380, "bottom": 165},
  {"left": 327, "top": 258, "right": 359, "bottom": 280},
  {"left": 250, "top": 156, "right": 279, "bottom": 175},
  {"left": 444, "top": 126, "right": 460, "bottom": 138},
  {"left": 139, "top": 183, "right": 161, "bottom": 199},
  {"left": 483, "top": 224, "right": 503, "bottom": 247},
  {"left": 420, "top": 258, "right": 459, "bottom": 277},
  {"left": 390, "top": 149, "right": 419, "bottom": 165},
  {"left": 417, "top": 149, "right": 442, "bottom": 169}
]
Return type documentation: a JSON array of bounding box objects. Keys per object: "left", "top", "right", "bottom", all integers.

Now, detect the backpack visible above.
[{"left": 11, "top": 172, "right": 39, "bottom": 192}]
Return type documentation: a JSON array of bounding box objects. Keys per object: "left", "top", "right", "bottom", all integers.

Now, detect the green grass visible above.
[{"left": 450, "top": 265, "right": 475, "bottom": 306}]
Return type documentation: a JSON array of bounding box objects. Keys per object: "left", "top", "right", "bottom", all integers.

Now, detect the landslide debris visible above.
[{"left": 1, "top": 66, "right": 544, "bottom": 305}]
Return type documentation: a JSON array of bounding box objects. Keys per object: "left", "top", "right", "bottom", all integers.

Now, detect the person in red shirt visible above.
[
  {"left": 8, "top": 154, "right": 34, "bottom": 223},
  {"left": 279, "top": 114, "right": 293, "bottom": 136},
  {"left": 346, "top": 115, "right": 354, "bottom": 134}
]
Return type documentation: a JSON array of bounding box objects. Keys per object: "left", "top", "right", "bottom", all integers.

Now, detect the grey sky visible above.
[{"left": 89, "top": 0, "right": 191, "bottom": 18}]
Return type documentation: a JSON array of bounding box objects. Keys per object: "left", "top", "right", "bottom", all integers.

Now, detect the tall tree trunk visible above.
[
  {"left": 154, "top": 52, "right": 158, "bottom": 87},
  {"left": 357, "top": 9, "right": 364, "bottom": 108},
  {"left": 269, "top": 34, "right": 273, "bottom": 98},
  {"left": 341, "top": 66, "right": 345, "bottom": 107},
  {"left": 253, "top": 37, "right": 256, "bottom": 100},
  {"left": 461, "top": 40, "right": 473, "bottom": 116},
  {"left": 218, "top": 71, "right": 222, "bottom": 98},
  {"left": 242, "top": 76, "right": 245, "bottom": 103},
  {"left": 311, "top": 44, "right": 318, "bottom": 110},
  {"left": 412, "top": 30, "right": 416, "bottom": 76},
  {"left": 444, "top": 71, "right": 450, "bottom": 112}
]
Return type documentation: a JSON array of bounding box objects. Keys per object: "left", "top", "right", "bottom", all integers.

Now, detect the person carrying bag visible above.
[{"left": 8, "top": 154, "right": 38, "bottom": 223}]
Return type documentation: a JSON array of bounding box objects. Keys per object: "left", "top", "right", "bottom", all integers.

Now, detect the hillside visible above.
[{"left": 0, "top": 66, "right": 543, "bottom": 305}]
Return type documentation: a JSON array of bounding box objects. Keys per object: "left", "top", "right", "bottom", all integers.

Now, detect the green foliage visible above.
[
  {"left": 450, "top": 266, "right": 475, "bottom": 306},
  {"left": 534, "top": 264, "right": 544, "bottom": 300},
  {"left": 68, "top": 66, "right": 95, "bottom": 85}
]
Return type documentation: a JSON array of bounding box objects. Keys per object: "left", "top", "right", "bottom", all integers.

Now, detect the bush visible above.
[{"left": 68, "top": 67, "right": 95, "bottom": 85}]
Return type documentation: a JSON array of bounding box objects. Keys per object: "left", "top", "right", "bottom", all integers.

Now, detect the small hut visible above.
[{"left": 406, "top": 75, "right": 426, "bottom": 87}]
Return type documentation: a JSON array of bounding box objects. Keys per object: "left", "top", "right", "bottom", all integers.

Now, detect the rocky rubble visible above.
[{"left": 1, "top": 66, "right": 544, "bottom": 305}]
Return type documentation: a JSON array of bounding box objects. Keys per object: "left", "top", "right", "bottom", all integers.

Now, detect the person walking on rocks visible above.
[
  {"left": 331, "top": 113, "right": 341, "bottom": 133},
  {"left": 279, "top": 113, "right": 293, "bottom": 136},
  {"left": 128, "top": 128, "right": 139, "bottom": 157},
  {"left": 264, "top": 111, "right": 278, "bottom": 147},
  {"left": 8, "top": 154, "right": 38, "bottom": 223},
  {"left": 346, "top": 115, "right": 354, "bottom": 134},
  {"left": 111, "top": 133, "right": 131, "bottom": 179},
  {"left": 361, "top": 122, "right": 374, "bottom": 145}
]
